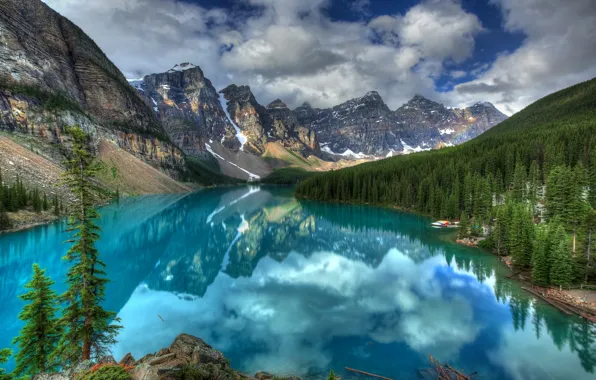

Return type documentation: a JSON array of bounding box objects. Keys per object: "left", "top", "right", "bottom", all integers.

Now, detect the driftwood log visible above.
[{"left": 345, "top": 367, "right": 392, "bottom": 380}]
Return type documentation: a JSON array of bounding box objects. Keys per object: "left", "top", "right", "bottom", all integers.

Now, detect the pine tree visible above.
[
  {"left": 546, "top": 166, "right": 571, "bottom": 220},
  {"left": 54, "top": 126, "right": 121, "bottom": 364},
  {"left": 42, "top": 193, "right": 48, "bottom": 212},
  {"left": 0, "top": 202, "right": 10, "bottom": 231},
  {"left": 549, "top": 225, "right": 574, "bottom": 287},
  {"left": 512, "top": 159, "right": 527, "bottom": 202},
  {"left": 509, "top": 204, "right": 534, "bottom": 267},
  {"left": 473, "top": 177, "right": 491, "bottom": 224},
  {"left": 12, "top": 264, "right": 61, "bottom": 376},
  {"left": 589, "top": 150, "right": 596, "bottom": 208},
  {"left": 459, "top": 212, "right": 470, "bottom": 239},
  {"left": 493, "top": 205, "right": 509, "bottom": 256},
  {"left": 53, "top": 195, "right": 59, "bottom": 216},
  {"left": 0, "top": 348, "right": 12, "bottom": 380},
  {"left": 567, "top": 166, "right": 588, "bottom": 253},
  {"left": 532, "top": 225, "right": 551, "bottom": 286},
  {"left": 582, "top": 209, "right": 596, "bottom": 283},
  {"left": 528, "top": 160, "right": 540, "bottom": 212}
]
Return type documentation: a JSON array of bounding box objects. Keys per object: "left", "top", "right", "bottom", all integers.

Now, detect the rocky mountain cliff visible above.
[
  {"left": 295, "top": 92, "right": 508, "bottom": 157},
  {"left": 0, "top": 0, "right": 188, "bottom": 190},
  {"left": 220, "top": 85, "right": 320, "bottom": 157},
  {"left": 130, "top": 63, "right": 239, "bottom": 157}
]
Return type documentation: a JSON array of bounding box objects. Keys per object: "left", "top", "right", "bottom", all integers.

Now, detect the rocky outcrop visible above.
[
  {"left": 0, "top": 0, "right": 165, "bottom": 137},
  {"left": 266, "top": 99, "right": 320, "bottom": 154},
  {"left": 295, "top": 91, "right": 396, "bottom": 157},
  {"left": 295, "top": 93, "right": 508, "bottom": 157},
  {"left": 219, "top": 85, "right": 271, "bottom": 155},
  {"left": 0, "top": 90, "right": 185, "bottom": 178},
  {"left": 0, "top": 0, "right": 186, "bottom": 179},
  {"left": 132, "top": 63, "right": 239, "bottom": 157},
  {"left": 33, "top": 333, "right": 301, "bottom": 380},
  {"left": 220, "top": 85, "right": 319, "bottom": 157}
]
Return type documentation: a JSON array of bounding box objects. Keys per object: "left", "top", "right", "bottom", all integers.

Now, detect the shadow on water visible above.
[{"left": 0, "top": 185, "right": 595, "bottom": 379}]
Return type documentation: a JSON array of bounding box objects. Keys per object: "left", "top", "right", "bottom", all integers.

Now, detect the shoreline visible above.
[
  {"left": 454, "top": 234, "right": 596, "bottom": 321},
  {"left": 0, "top": 211, "right": 60, "bottom": 235}
]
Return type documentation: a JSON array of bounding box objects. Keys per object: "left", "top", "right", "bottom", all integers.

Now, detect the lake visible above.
[{"left": 0, "top": 186, "right": 594, "bottom": 379}]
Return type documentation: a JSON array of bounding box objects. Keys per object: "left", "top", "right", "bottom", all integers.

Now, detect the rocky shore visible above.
[{"left": 33, "top": 334, "right": 301, "bottom": 380}]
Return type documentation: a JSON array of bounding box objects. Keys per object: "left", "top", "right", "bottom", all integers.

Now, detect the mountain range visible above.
[
  {"left": 131, "top": 62, "right": 507, "bottom": 178},
  {"left": 0, "top": 0, "right": 507, "bottom": 189}
]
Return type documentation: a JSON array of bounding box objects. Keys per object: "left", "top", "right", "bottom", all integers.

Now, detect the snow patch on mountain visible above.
[
  {"left": 321, "top": 144, "right": 372, "bottom": 159},
  {"left": 168, "top": 62, "right": 197, "bottom": 72},
  {"left": 219, "top": 98, "right": 247, "bottom": 151},
  {"left": 127, "top": 79, "right": 144, "bottom": 91},
  {"left": 400, "top": 139, "right": 431, "bottom": 154},
  {"left": 439, "top": 128, "right": 455, "bottom": 135},
  {"left": 205, "top": 143, "right": 260, "bottom": 180}
]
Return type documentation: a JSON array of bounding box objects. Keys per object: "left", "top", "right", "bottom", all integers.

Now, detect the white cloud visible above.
[
  {"left": 454, "top": 0, "right": 596, "bottom": 114},
  {"left": 41, "top": 0, "right": 596, "bottom": 115},
  {"left": 41, "top": 0, "right": 485, "bottom": 110},
  {"left": 370, "top": 0, "right": 484, "bottom": 63},
  {"left": 451, "top": 70, "right": 467, "bottom": 79}
]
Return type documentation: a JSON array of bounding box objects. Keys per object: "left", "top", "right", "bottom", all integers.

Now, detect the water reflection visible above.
[{"left": 0, "top": 186, "right": 594, "bottom": 379}]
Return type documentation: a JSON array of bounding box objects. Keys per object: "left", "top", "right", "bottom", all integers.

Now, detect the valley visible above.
[{"left": 1, "top": 0, "right": 595, "bottom": 379}]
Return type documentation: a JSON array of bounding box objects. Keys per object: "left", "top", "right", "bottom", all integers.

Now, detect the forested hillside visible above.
[{"left": 297, "top": 78, "right": 596, "bottom": 285}]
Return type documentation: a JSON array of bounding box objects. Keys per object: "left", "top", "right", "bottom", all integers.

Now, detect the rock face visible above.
[
  {"left": 220, "top": 85, "right": 320, "bottom": 156},
  {"left": 33, "top": 333, "right": 301, "bottom": 380},
  {"left": 132, "top": 63, "right": 239, "bottom": 157},
  {"left": 0, "top": 0, "right": 185, "bottom": 178},
  {"left": 295, "top": 91, "right": 395, "bottom": 158},
  {"left": 295, "top": 92, "right": 508, "bottom": 157}
]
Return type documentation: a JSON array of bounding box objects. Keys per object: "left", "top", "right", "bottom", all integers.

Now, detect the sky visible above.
[{"left": 42, "top": 0, "right": 596, "bottom": 115}]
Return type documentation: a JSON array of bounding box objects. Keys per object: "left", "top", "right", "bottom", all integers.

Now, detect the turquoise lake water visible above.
[{"left": 0, "top": 186, "right": 595, "bottom": 379}]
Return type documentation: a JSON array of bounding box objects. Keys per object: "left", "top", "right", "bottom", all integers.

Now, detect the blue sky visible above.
[{"left": 43, "top": 0, "right": 596, "bottom": 114}]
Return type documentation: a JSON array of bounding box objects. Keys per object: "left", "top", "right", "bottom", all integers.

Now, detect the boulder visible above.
[
  {"left": 119, "top": 352, "right": 136, "bottom": 367},
  {"left": 148, "top": 353, "right": 176, "bottom": 366},
  {"left": 169, "top": 333, "right": 226, "bottom": 365},
  {"left": 133, "top": 363, "right": 158, "bottom": 380}
]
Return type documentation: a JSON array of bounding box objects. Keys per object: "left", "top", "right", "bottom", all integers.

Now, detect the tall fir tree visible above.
[
  {"left": 528, "top": 160, "right": 540, "bottom": 212},
  {"left": 546, "top": 165, "right": 571, "bottom": 220},
  {"left": 549, "top": 225, "right": 574, "bottom": 287},
  {"left": 581, "top": 209, "right": 596, "bottom": 283},
  {"left": 0, "top": 348, "right": 12, "bottom": 380},
  {"left": 532, "top": 225, "right": 551, "bottom": 286},
  {"left": 492, "top": 205, "right": 510, "bottom": 256},
  {"left": 54, "top": 126, "right": 121, "bottom": 364},
  {"left": 509, "top": 204, "right": 534, "bottom": 267},
  {"left": 12, "top": 264, "right": 61, "bottom": 376},
  {"left": 53, "top": 195, "right": 60, "bottom": 216},
  {"left": 589, "top": 150, "right": 596, "bottom": 209},
  {"left": 567, "top": 166, "right": 588, "bottom": 253},
  {"left": 512, "top": 159, "right": 527, "bottom": 202},
  {"left": 458, "top": 212, "right": 470, "bottom": 239},
  {"left": 0, "top": 202, "right": 10, "bottom": 231}
]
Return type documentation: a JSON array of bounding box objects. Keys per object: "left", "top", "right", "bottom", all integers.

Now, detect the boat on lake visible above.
[{"left": 431, "top": 220, "right": 459, "bottom": 228}]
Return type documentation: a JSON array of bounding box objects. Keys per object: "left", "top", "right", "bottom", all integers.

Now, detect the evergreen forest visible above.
[{"left": 297, "top": 78, "right": 596, "bottom": 286}]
